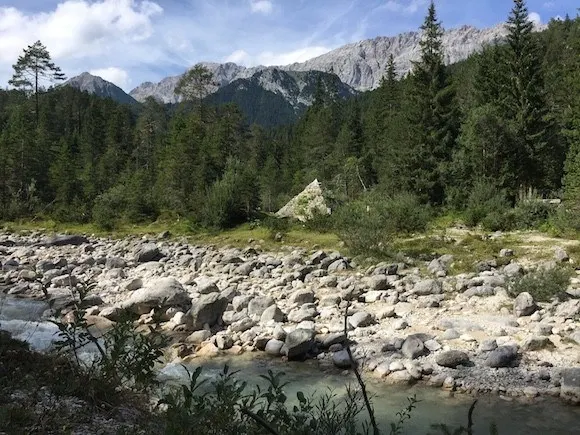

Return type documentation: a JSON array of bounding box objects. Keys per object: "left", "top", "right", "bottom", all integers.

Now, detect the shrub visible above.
[
  {"left": 546, "top": 206, "right": 580, "bottom": 236},
  {"left": 200, "top": 158, "right": 259, "bottom": 229},
  {"left": 464, "top": 180, "right": 512, "bottom": 230},
  {"left": 333, "top": 191, "right": 430, "bottom": 257},
  {"left": 509, "top": 266, "right": 573, "bottom": 302},
  {"left": 333, "top": 196, "right": 390, "bottom": 257},
  {"left": 511, "top": 198, "right": 554, "bottom": 230},
  {"left": 383, "top": 192, "right": 432, "bottom": 234},
  {"left": 92, "top": 185, "right": 127, "bottom": 230},
  {"left": 261, "top": 215, "right": 292, "bottom": 240}
]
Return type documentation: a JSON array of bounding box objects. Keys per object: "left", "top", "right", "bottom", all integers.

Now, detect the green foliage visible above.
[
  {"left": 92, "top": 185, "right": 126, "bottom": 230},
  {"left": 511, "top": 199, "right": 553, "bottom": 230},
  {"left": 334, "top": 191, "right": 431, "bottom": 256},
  {"left": 261, "top": 215, "right": 292, "bottom": 240},
  {"left": 0, "top": 6, "right": 579, "bottom": 257},
  {"left": 162, "top": 365, "right": 371, "bottom": 435},
  {"left": 201, "top": 158, "right": 259, "bottom": 229},
  {"left": 508, "top": 266, "right": 573, "bottom": 302},
  {"left": 463, "top": 180, "right": 512, "bottom": 230}
]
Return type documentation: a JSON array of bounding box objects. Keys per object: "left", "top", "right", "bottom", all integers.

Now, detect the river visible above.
[{"left": 2, "top": 296, "right": 579, "bottom": 434}]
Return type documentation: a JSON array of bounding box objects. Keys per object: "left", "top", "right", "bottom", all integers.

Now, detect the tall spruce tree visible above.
[
  {"left": 502, "top": 0, "right": 559, "bottom": 193},
  {"left": 561, "top": 15, "right": 580, "bottom": 202},
  {"left": 9, "top": 41, "right": 66, "bottom": 124},
  {"left": 406, "top": 1, "right": 458, "bottom": 203}
]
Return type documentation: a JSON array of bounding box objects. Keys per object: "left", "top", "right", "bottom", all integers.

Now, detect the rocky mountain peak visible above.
[
  {"left": 66, "top": 72, "right": 137, "bottom": 105},
  {"left": 129, "top": 22, "right": 525, "bottom": 103}
]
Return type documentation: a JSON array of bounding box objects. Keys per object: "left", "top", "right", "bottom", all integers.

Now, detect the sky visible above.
[{"left": 0, "top": 0, "right": 576, "bottom": 92}]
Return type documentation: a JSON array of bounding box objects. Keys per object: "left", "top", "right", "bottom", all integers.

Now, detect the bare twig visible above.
[
  {"left": 467, "top": 399, "right": 478, "bottom": 435},
  {"left": 343, "top": 301, "right": 380, "bottom": 435},
  {"left": 240, "top": 407, "right": 280, "bottom": 435}
]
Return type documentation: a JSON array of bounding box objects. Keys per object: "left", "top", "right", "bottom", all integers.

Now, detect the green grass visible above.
[
  {"left": 5, "top": 218, "right": 580, "bottom": 276},
  {"left": 1, "top": 219, "right": 344, "bottom": 253}
]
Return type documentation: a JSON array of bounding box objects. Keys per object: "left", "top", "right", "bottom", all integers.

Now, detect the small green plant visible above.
[
  {"left": 51, "top": 276, "right": 166, "bottom": 392},
  {"left": 262, "top": 215, "right": 292, "bottom": 240},
  {"left": 508, "top": 265, "right": 573, "bottom": 302},
  {"left": 463, "top": 180, "right": 512, "bottom": 231},
  {"left": 511, "top": 199, "right": 553, "bottom": 230},
  {"left": 161, "top": 364, "right": 371, "bottom": 435}
]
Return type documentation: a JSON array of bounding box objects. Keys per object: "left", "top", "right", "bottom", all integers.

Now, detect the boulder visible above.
[
  {"left": 554, "top": 247, "right": 569, "bottom": 262},
  {"left": 105, "top": 257, "right": 126, "bottom": 269},
  {"left": 503, "top": 262, "right": 523, "bottom": 277},
  {"left": 195, "top": 277, "right": 219, "bottom": 294},
  {"left": 189, "top": 293, "right": 229, "bottom": 330},
  {"left": 281, "top": 328, "right": 314, "bottom": 359},
  {"left": 275, "top": 179, "right": 330, "bottom": 222},
  {"left": 412, "top": 279, "right": 442, "bottom": 296},
  {"left": 321, "top": 332, "right": 346, "bottom": 348},
  {"left": 121, "top": 277, "right": 190, "bottom": 314},
  {"left": 230, "top": 317, "right": 256, "bottom": 333},
  {"left": 560, "top": 368, "right": 580, "bottom": 404},
  {"left": 436, "top": 350, "right": 469, "bottom": 368},
  {"left": 265, "top": 339, "right": 285, "bottom": 356},
  {"left": 216, "top": 335, "right": 234, "bottom": 350},
  {"left": 369, "top": 274, "right": 390, "bottom": 290},
  {"left": 42, "top": 234, "right": 89, "bottom": 247},
  {"left": 401, "top": 336, "right": 427, "bottom": 360},
  {"left": 248, "top": 296, "right": 275, "bottom": 317},
  {"left": 484, "top": 345, "right": 518, "bottom": 368},
  {"left": 287, "top": 305, "right": 318, "bottom": 323},
  {"left": 348, "top": 311, "right": 375, "bottom": 328},
  {"left": 260, "top": 305, "right": 285, "bottom": 323},
  {"left": 289, "top": 289, "right": 315, "bottom": 305},
  {"left": 513, "top": 292, "right": 537, "bottom": 317},
  {"left": 521, "top": 336, "right": 554, "bottom": 351},
  {"left": 332, "top": 350, "right": 353, "bottom": 369},
  {"left": 134, "top": 243, "right": 161, "bottom": 263},
  {"left": 186, "top": 330, "right": 212, "bottom": 345}
]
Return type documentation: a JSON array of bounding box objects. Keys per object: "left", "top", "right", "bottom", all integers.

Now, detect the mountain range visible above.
[{"left": 65, "top": 22, "right": 535, "bottom": 125}]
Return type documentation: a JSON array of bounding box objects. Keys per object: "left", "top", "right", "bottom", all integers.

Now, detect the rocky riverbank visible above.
[{"left": 1, "top": 230, "right": 579, "bottom": 405}]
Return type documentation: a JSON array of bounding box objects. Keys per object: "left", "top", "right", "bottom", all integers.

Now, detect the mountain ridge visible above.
[
  {"left": 129, "top": 22, "right": 526, "bottom": 103},
  {"left": 65, "top": 72, "right": 138, "bottom": 105}
]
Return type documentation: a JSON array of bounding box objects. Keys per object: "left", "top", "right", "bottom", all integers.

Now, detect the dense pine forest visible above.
[{"left": 0, "top": 1, "right": 579, "bottom": 244}]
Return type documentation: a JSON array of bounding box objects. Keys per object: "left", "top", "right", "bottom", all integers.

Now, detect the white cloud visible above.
[
  {"left": 250, "top": 0, "right": 273, "bottom": 15},
  {"left": 225, "top": 49, "right": 251, "bottom": 65},
  {"left": 224, "top": 45, "right": 331, "bottom": 67},
  {"left": 542, "top": 1, "right": 555, "bottom": 9},
  {"left": 382, "top": 0, "right": 428, "bottom": 15},
  {"left": 529, "top": 11, "right": 542, "bottom": 25},
  {"left": 0, "top": 0, "right": 163, "bottom": 88},
  {"left": 89, "top": 67, "right": 131, "bottom": 90},
  {"left": 257, "top": 46, "right": 331, "bottom": 65}
]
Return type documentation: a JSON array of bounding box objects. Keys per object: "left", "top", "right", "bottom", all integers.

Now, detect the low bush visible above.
[
  {"left": 545, "top": 206, "right": 580, "bottom": 236},
  {"left": 333, "top": 191, "right": 431, "bottom": 257},
  {"left": 508, "top": 265, "right": 573, "bottom": 302},
  {"left": 463, "top": 180, "right": 512, "bottom": 231},
  {"left": 511, "top": 199, "right": 554, "bottom": 230}
]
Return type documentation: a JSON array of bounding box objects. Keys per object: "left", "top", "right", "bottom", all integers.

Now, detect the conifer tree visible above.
[
  {"left": 502, "top": 0, "right": 559, "bottom": 192},
  {"left": 175, "top": 64, "right": 215, "bottom": 116},
  {"left": 9, "top": 41, "right": 66, "bottom": 124},
  {"left": 406, "top": 1, "right": 458, "bottom": 203}
]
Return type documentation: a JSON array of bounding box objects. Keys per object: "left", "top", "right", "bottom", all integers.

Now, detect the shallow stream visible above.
[{"left": 2, "top": 296, "right": 579, "bottom": 434}]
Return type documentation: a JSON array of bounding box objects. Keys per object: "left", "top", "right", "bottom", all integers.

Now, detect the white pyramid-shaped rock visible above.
[{"left": 275, "top": 179, "right": 331, "bottom": 222}]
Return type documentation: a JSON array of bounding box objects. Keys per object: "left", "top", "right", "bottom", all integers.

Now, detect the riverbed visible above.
[{"left": 3, "top": 296, "right": 579, "bottom": 435}]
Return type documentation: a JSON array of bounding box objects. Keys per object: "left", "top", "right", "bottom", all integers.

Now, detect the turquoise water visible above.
[
  {"left": 3, "top": 297, "right": 580, "bottom": 434},
  {"left": 160, "top": 357, "right": 580, "bottom": 434}
]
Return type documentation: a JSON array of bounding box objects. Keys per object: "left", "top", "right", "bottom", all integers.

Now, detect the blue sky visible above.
[{"left": 0, "top": 1, "right": 576, "bottom": 91}]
